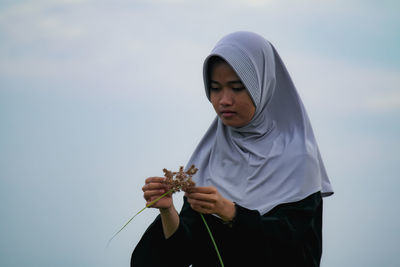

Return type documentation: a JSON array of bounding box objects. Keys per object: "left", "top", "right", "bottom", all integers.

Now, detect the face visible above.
[{"left": 209, "top": 61, "right": 256, "bottom": 128}]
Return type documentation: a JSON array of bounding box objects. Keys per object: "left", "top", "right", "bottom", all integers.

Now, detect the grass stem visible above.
[
  {"left": 107, "top": 189, "right": 173, "bottom": 247},
  {"left": 199, "top": 213, "right": 224, "bottom": 267}
]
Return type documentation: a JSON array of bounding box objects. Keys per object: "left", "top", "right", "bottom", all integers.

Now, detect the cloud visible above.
[
  {"left": 1, "top": 0, "right": 398, "bottom": 117},
  {"left": 366, "top": 92, "right": 400, "bottom": 111},
  {"left": 0, "top": 1, "right": 87, "bottom": 41},
  {"left": 283, "top": 50, "right": 400, "bottom": 117}
]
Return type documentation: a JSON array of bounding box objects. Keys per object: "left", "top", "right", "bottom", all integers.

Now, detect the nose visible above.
[{"left": 219, "top": 89, "right": 233, "bottom": 106}]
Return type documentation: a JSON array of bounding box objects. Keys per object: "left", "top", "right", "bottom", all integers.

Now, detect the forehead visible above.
[
  {"left": 210, "top": 60, "right": 242, "bottom": 82},
  {"left": 207, "top": 56, "right": 227, "bottom": 69}
]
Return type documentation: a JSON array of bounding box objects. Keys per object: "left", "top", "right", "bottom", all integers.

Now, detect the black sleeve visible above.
[
  {"left": 131, "top": 192, "right": 323, "bottom": 267},
  {"left": 130, "top": 200, "right": 202, "bottom": 267},
  {"left": 231, "top": 191, "right": 323, "bottom": 266}
]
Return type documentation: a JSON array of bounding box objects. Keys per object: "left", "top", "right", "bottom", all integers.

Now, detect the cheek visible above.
[
  {"left": 239, "top": 96, "right": 255, "bottom": 116},
  {"left": 249, "top": 105, "right": 256, "bottom": 118},
  {"left": 210, "top": 95, "right": 219, "bottom": 113},
  {"left": 238, "top": 91, "right": 256, "bottom": 120},
  {"left": 242, "top": 102, "right": 256, "bottom": 123}
]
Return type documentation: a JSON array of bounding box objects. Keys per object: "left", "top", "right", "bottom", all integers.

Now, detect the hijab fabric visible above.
[{"left": 187, "top": 31, "right": 333, "bottom": 215}]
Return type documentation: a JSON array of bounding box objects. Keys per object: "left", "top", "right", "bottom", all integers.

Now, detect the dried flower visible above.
[
  {"left": 162, "top": 165, "right": 198, "bottom": 193},
  {"left": 108, "top": 165, "right": 198, "bottom": 246},
  {"left": 108, "top": 165, "right": 224, "bottom": 267}
]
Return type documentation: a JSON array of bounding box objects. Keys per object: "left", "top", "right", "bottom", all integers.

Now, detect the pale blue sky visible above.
[{"left": 1, "top": 1, "right": 399, "bottom": 266}]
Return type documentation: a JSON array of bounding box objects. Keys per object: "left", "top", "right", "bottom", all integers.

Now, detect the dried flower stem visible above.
[
  {"left": 200, "top": 213, "right": 225, "bottom": 267},
  {"left": 108, "top": 165, "right": 197, "bottom": 246},
  {"left": 108, "top": 165, "right": 224, "bottom": 267},
  {"left": 107, "top": 189, "right": 174, "bottom": 247}
]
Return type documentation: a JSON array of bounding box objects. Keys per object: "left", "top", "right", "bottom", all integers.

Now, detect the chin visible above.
[{"left": 221, "top": 119, "right": 243, "bottom": 128}]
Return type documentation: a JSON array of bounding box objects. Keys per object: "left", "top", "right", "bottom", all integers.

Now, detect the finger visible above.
[
  {"left": 143, "top": 189, "right": 166, "bottom": 200},
  {"left": 188, "top": 186, "right": 217, "bottom": 194},
  {"left": 145, "top": 177, "right": 166, "bottom": 184},
  {"left": 146, "top": 198, "right": 163, "bottom": 207},
  {"left": 142, "top": 183, "right": 167, "bottom": 192},
  {"left": 186, "top": 192, "right": 217, "bottom": 203},
  {"left": 190, "top": 203, "right": 213, "bottom": 214},
  {"left": 146, "top": 200, "right": 160, "bottom": 207},
  {"left": 187, "top": 198, "right": 215, "bottom": 210},
  {"left": 147, "top": 194, "right": 171, "bottom": 206}
]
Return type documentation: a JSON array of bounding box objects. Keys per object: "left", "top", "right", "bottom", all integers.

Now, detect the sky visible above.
[{"left": 0, "top": 0, "right": 399, "bottom": 266}]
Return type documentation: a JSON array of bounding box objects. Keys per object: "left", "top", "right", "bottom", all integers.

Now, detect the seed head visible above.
[{"left": 162, "top": 165, "right": 198, "bottom": 193}]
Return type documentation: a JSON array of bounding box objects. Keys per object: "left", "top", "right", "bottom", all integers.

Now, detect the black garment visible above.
[{"left": 131, "top": 192, "right": 322, "bottom": 267}]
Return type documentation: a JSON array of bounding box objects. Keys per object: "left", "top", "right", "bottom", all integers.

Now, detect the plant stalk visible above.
[
  {"left": 199, "top": 213, "right": 224, "bottom": 267},
  {"left": 107, "top": 189, "right": 173, "bottom": 246}
]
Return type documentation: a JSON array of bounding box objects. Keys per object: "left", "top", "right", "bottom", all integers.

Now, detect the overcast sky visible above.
[{"left": 1, "top": 0, "right": 399, "bottom": 266}]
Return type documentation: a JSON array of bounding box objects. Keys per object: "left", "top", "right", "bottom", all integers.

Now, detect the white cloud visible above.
[
  {"left": 366, "top": 92, "right": 400, "bottom": 111},
  {"left": 0, "top": 1, "right": 87, "bottom": 42},
  {"left": 226, "top": 0, "right": 276, "bottom": 7},
  {"left": 283, "top": 51, "right": 400, "bottom": 116},
  {"left": 1, "top": 0, "right": 398, "bottom": 116}
]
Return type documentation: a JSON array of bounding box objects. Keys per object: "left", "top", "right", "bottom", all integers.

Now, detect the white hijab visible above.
[{"left": 187, "top": 31, "right": 333, "bottom": 215}]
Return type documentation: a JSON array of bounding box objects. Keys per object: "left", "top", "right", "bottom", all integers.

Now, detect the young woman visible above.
[{"left": 131, "top": 31, "right": 333, "bottom": 267}]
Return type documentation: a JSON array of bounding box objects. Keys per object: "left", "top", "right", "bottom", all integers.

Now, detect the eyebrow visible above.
[{"left": 210, "top": 80, "right": 244, "bottom": 85}]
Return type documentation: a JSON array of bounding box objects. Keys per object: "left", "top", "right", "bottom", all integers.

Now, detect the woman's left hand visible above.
[{"left": 185, "top": 186, "right": 236, "bottom": 222}]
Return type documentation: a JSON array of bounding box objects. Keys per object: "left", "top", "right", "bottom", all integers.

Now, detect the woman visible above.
[{"left": 131, "top": 31, "right": 333, "bottom": 267}]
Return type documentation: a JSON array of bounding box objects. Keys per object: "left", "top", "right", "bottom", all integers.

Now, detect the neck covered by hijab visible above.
[{"left": 187, "top": 31, "right": 333, "bottom": 215}]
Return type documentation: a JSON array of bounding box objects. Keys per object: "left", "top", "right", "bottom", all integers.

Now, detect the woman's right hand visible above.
[{"left": 142, "top": 177, "right": 173, "bottom": 210}]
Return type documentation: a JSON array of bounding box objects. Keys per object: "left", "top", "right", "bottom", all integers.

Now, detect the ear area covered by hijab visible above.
[{"left": 187, "top": 31, "right": 333, "bottom": 215}]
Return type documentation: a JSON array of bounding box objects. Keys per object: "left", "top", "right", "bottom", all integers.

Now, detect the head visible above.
[
  {"left": 203, "top": 32, "right": 278, "bottom": 130},
  {"left": 207, "top": 56, "right": 256, "bottom": 128}
]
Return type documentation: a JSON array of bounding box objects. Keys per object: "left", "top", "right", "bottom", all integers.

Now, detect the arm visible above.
[
  {"left": 142, "top": 177, "right": 180, "bottom": 238},
  {"left": 132, "top": 178, "right": 197, "bottom": 267},
  {"left": 131, "top": 203, "right": 198, "bottom": 267},
  {"left": 159, "top": 206, "right": 179, "bottom": 239},
  {"left": 185, "top": 187, "right": 323, "bottom": 266}
]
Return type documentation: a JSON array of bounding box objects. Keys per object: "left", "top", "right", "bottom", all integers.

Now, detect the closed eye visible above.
[
  {"left": 232, "top": 87, "right": 245, "bottom": 92},
  {"left": 210, "top": 86, "right": 221, "bottom": 92}
]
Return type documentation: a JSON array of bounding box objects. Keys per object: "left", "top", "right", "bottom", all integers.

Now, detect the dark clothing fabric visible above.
[{"left": 131, "top": 191, "right": 323, "bottom": 267}]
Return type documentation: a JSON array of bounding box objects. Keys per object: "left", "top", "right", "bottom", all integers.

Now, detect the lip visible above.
[{"left": 220, "top": 110, "right": 236, "bottom": 118}]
